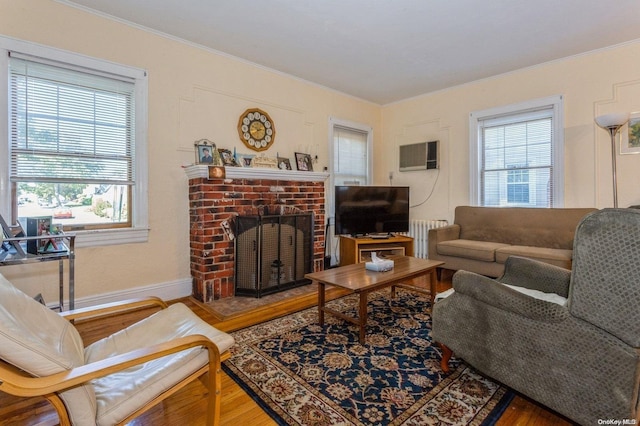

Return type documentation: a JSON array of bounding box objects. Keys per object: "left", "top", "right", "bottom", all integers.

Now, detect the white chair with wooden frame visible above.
[{"left": 0, "top": 273, "right": 235, "bottom": 426}]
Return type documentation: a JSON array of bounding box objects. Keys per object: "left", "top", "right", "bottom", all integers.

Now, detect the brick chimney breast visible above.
[{"left": 186, "top": 165, "right": 328, "bottom": 301}]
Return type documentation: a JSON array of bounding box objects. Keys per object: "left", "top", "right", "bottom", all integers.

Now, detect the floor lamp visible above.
[{"left": 595, "top": 113, "right": 629, "bottom": 208}]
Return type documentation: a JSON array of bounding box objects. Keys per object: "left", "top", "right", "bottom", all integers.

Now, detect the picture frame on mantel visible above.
[
  {"left": 295, "top": 152, "right": 313, "bottom": 171},
  {"left": 237, "top": 154, "right": 255, "bottom": 167},
  {"left": 194, "top": 139, "right": 221, "bottom": 165},
  {"left": 622, "top": 112, "right": 640, "bottom": 155},
  {"left": 208, "top": 165, "right": 226, "bottom": 180},
  {"left": 218, "top": 148, "right": 240, "bottom": 166},
  {"left": 277, "top": 157, "right": 292, "bottom": 170}
]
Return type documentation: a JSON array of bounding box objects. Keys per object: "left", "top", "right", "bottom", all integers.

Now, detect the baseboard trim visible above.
[{"left": 64, "top": 278, "right": 192, "bottom": 310}]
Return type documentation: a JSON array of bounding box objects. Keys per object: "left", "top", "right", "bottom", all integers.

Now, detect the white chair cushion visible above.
[
  {"left": 0, "top": 273, "right": 97, "bottom": 425},
  {"left": 85, "top": 303, "right": 235, "bottom": 426},
  {"left": 434, "top": 283, "right": 567, "bottom": 306},
  {"left": 434, "top": 287, "right": 455, "bottom": 302},
  {"left": 503, "top": 284, "right": 567, "bottom": 306}
]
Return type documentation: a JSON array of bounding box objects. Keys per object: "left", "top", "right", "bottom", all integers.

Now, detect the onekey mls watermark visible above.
[{"left": 597, "top": 420, "right": 637, "bottom": 425}]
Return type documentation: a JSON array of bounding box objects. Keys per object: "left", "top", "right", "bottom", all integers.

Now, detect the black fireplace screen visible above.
[{"left": 235, "top": 214, "right": 313, "bottom": 297}]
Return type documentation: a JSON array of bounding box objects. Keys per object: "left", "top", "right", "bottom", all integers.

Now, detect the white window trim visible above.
[
  {"left": 327, "top": 117, "right": 373, "bottom": 215},
  {"left": 469, "top": 95, "right": 565, "bottom": 207},
  {"left": 0, "top": 35, "right": 149, "bottom": 247}
]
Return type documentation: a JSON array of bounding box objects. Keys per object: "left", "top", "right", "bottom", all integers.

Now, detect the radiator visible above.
[{"left": 407, "top": 219, "right": 448, "bottom": 259}]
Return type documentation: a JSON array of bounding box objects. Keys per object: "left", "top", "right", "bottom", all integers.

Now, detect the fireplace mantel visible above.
[{"left": 184, "top": 164, "right": 329, "bottom": 182}]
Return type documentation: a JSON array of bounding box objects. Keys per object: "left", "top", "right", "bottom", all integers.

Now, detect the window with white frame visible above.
[
  {"left": 327, "top": 118, "right": 372, "bottom": 260},
  {"left": 331, "top": 122, "right": 371, "bottom": 187},
  {"left": 1, "top": 37, "right": 148, "bottom": 247},
  {"left": 469, "top": 95, "right": 564, "bottom": 208}
]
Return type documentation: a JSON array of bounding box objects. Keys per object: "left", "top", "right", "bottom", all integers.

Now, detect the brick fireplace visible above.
[{"left": 185, "top": 165, "right": 328, "bottom": 302}]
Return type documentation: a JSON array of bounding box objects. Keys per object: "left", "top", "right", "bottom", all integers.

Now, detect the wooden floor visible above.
[{"left": 0, "top": 275, "right": 575, "bottom": 425}]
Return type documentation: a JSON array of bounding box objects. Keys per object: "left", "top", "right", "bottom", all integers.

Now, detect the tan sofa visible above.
[{"left": 428, "top": 206, "right": 597, "bottom": 277}]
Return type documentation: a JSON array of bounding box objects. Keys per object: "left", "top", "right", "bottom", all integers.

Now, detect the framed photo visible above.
[
  {"left": 295, "top": 152, "right": 313, "bottom": 171},
  {"left": 277, "top": 157, "right": 292, "bottom": 170},
  {"left": 194, "top": 139, "right": 220, "bottom": 165},
  {"left": 218, "top": 148, "right": 239, "bottom": 166},
  {"left": 237, "top": 154, "right": 255, "bottom": 167},
  {"left": 208, "top": 165, "right": 226, "bottom": 179},
  {"left": 622, "top": 112, "right": 640, "bottom": 155}
]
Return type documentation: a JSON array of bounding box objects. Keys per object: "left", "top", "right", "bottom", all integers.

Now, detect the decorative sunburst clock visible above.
[{"left": 237, "top": 108, "right": 275, "bottom": 152}]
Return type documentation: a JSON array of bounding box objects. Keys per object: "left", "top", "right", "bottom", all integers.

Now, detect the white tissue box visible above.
[{"left": 365, "top": 259, "right": 394, "bottom": 272}]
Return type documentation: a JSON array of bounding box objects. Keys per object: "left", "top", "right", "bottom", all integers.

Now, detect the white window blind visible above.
[
  {"left": 333, "top": 125, "right": 368, "bottom": 186},
  {"left": 478, "top": 107, "right": 555, "bottom": 207},
  {"left": 1, "top": 37, "right": 148, "bottom": 246},
  {"left": 9, "top": 52, "right": 135, "bottom": 185}
]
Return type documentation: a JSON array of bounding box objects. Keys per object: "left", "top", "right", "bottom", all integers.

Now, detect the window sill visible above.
[{"left": 74, "top": 227, "right": 150, "bottom": 248}]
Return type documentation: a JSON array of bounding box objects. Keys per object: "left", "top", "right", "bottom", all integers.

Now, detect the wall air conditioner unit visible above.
[{"left": 399, "top": 140, "right": 439, "bottom": 171}]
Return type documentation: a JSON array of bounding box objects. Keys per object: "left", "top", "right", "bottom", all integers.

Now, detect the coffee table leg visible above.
[
  {"left": 318, "top": 281, "right": 325, "bottom": 326},
  {"left": 358, "top": 292, "right": 367, "bottom": 344},
  {"left": 429, "top": 269, "right": 437, "bottom": 303}
]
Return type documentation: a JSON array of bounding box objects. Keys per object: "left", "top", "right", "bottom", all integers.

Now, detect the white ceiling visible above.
[{"left": 60, "top": 0, "right": 640, "bottom": 105}]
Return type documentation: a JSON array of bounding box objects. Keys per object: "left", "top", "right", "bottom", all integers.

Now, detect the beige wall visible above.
[
  {"left": 381, "top": 40, "right": 640, "bottom": 223},
  {"left": 0, "top": 0, "right": 380, "bottom": 303},
  {"left": 1, "top": 0, "right": 638, "bottom": 303}
]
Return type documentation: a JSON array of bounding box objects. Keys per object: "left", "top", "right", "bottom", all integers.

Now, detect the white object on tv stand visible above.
[{"left": 338, "top": 234, "right": 414, "bottom": 266}]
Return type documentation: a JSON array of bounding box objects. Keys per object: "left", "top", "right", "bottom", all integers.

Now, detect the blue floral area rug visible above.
[{"left": 223, "top": 289, "right": 513, "bottom": 425}]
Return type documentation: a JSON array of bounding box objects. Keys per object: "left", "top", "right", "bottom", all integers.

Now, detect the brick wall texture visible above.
[{"left": 189, "top": 177, "right": 326, "bottom": 302}]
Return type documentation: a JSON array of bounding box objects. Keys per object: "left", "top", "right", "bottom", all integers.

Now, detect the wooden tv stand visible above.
[{"left": 338, "top": 235, "right": 414, "bottom": 266}]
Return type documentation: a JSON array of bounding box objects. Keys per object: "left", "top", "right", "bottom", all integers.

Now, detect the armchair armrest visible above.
[
  {"left": 453, "top": 270, "right": 571, "bottom": 322},
  {"left": 60, "top": 297, "right": 168, "bottom": 322},
  {"left": 498, "top": 256, "right": 571, "bottom": 297},
  {"left": 0, "top": 334, "right": 226, "bottom": 397}
]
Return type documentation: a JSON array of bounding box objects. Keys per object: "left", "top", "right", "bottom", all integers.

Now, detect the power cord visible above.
[{"left": 410, "top": 168, "right": 440, "bottom": 208}]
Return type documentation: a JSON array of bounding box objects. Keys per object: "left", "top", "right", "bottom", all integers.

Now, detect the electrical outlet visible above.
[{"left": 388, "top": 171, "right": 394, "bottom": 181}]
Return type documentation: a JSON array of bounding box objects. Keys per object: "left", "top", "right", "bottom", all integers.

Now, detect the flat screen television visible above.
[{"left": 334, "top": 186, "right": 410, "bottom": 236}]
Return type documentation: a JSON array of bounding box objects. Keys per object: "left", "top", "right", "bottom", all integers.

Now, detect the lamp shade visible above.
[{"left": 595, "top": 113, "right": 629, "bottom": 129}]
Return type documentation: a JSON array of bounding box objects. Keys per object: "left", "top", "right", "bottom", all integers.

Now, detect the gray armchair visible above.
[{"left": 432, "top": 208, "right": 640, "bottom": 425}]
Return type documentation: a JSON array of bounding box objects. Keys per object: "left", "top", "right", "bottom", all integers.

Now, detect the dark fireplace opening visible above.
[{"left": 235, "top": 213, "right": 313, "bottom": 298}]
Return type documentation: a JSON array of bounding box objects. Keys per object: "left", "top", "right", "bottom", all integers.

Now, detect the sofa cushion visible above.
[
  {"left": 495, "top": 245, "right": 573, "bottom": 268},
  {"left": 437, "top": 239, "right": 511, "bottom": 262}
]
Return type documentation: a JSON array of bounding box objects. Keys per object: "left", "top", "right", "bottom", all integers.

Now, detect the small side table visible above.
[{"left": 1, "top": 234, "right": 76, "bottom": 311}]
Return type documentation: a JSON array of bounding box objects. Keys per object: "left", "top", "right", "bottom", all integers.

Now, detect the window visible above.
[
  {"left": 1, "top": 37, "right": 148, "bottom": 247},
  {"left": 330, "top": 120, "right": 372, "bottom": 187},
  {"left": 327, "top": 118, "right": 372, "bottom": 259},
  {"left": 469, "top": 95, "right": 564, "bottom": 207}
]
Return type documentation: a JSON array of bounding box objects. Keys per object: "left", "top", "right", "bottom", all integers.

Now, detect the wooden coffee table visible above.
[{"left": 305, "top": 256, "right": 444, "bottom": 343}]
